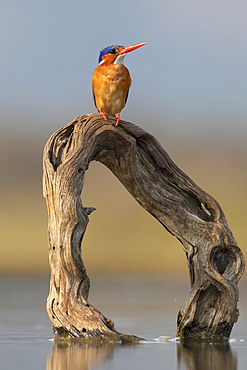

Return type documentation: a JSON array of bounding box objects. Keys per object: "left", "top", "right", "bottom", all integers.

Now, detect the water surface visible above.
[{"left": 0, "top": 276, "right": 246, "bottom": 369}]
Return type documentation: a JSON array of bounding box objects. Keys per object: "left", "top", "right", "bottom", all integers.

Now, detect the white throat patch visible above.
[{"left": 114, "top": 54, "right": 126, "bottom": 65}]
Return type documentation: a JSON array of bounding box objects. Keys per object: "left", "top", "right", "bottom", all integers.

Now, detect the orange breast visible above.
[{"left": 92, "top": 62, "right": 132, "bottom": 116}]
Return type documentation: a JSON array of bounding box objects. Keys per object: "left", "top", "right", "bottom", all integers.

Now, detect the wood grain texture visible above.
[{"left": 43, "top": 114, "right": 245, "bottom": 340}]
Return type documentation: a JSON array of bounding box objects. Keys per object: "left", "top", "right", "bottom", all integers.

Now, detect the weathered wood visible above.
[{"left": 43, "top": 113, "right": 245, "bottom": 340}]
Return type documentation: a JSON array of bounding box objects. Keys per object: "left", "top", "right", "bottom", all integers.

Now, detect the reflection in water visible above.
[
  {"left": 177, "top": 340, "right": 237, "bottom": 370},
  {"left": 47, "top": 340, "right": 117, "bottom": 370},
  {"left": 46, "top": 340, "right": 136, "bottom": 370},
  {"left": 46, "top": 338, "right": 242, "bottom": 370}
]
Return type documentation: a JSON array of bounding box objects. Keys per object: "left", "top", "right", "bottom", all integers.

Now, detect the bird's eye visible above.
[{"left": 109, "top": 48, "right": 116, "bottom": 54}]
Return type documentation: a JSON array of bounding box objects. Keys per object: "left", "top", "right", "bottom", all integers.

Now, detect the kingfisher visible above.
[{"left": 92, "top": 42, "right": 146, "bottom": 126}]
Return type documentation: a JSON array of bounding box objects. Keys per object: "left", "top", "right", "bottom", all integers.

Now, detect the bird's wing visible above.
[
  {"left": 124, "top": 88, "right": 130, "bottom": 108},
  {"left": 92, "top": 88, "right": 99, "bottom": 112}
]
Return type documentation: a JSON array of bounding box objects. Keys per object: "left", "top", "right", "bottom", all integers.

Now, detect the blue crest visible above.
[{"left": 98, "top": 45, "right": 117, "bottom": 64}]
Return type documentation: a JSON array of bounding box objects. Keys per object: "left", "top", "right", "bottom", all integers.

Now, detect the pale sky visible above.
[{"left": 1, "top": 0, "right": 247, "bottom": 141}]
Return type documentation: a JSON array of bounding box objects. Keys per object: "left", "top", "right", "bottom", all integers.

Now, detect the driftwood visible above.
[{"left": 43, "top": 114, "right": 245, "bottom": 340}]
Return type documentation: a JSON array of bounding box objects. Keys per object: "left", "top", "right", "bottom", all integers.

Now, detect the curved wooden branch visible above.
[{"left": 43, "top": 114, "right": 245, "bottom": 340}]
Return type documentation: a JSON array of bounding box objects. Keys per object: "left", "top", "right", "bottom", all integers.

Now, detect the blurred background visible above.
[{"left": 1, "top": 0, "right": 246, "bottom": 277}]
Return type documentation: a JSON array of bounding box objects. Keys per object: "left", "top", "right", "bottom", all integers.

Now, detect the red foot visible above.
[
  {"left": 100, "top": 109, "right": 107, "bottom": 121},
  {"left": 115, "top": 112, "right": 120, "bottom": 126}
]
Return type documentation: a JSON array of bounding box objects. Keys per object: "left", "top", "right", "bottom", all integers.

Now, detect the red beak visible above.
[{"left": 117, "top": 42, "right": 147, "bottom": 55}]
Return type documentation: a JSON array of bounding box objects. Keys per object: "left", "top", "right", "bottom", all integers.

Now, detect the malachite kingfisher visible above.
[{"left": 92, "top": 42, "right": 147, "bottom": 126}]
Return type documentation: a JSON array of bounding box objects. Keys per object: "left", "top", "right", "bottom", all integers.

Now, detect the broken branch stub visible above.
[{"left": 43, "top": 114, "right": 245, "bottom": 340}]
